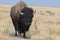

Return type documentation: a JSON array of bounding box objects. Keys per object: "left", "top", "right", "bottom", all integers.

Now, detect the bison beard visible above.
[
  {"left": 17, "top": 7, "right": 33, "bottom": 38},
  {"left": 10, "top": 7, "right": 34, "bottom": 39}
]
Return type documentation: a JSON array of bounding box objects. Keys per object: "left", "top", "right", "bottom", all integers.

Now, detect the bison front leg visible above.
[
  {"left": 23, "top": 32, "right": 30, "bottom": 39},
  {"left": 23, "top": 32, "right": 26, "bottom": 38},
  {"left": 14, "top": 23, "right": 19, "bottom": 36},
  {"left": 11, "top": 19, "right": 18, "bottom": 36}
]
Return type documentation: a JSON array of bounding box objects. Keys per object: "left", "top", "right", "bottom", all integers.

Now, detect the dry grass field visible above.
[{"left": 0, "top": 4, "right": 60, "bottom": 40}]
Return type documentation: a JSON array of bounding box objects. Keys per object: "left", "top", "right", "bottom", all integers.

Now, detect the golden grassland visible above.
[{"left": 0, "top": 4, "right": 60, "bottom": 40}]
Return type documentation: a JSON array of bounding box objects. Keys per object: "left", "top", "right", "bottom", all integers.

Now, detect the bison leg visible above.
[
  {"left": 11, "top": 19, "right": 18, "bottom": 36},
  {"left": 13, "top": 23, "right": 18, "bottom": 36},
  {"left": 23, "top": 32, "right": 30, "bottom": 39},
  {"left": 23, "top": 32, "right": 26, "bottom": 38},
  {"left": 14, "top": 23, "right": 18, "bottom": 36}
]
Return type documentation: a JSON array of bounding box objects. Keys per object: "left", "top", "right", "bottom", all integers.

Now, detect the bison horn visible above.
[
  {"left": 17, "top": 10, "right": 24, "bottom": 15},
  {"left": 20, "top": 12, "right": 24, "bottom": 15}
]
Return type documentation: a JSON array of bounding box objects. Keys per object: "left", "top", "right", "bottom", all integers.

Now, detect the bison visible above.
[
  {"left": 10, "top": 1, "right": 35, "bottom": 38},
  {"left": 10, "top": 1, "right": 36, "bottom": 39},
  {"left": 10, "top": 1, "right": 27, "bottom": 36},
  {"left": 10, "top": 7, "right": 34, "bottom": 38}
]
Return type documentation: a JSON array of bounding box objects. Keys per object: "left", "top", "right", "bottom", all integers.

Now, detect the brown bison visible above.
[{"left": 10, "top": 1, "right": 35, "bottom": 39}]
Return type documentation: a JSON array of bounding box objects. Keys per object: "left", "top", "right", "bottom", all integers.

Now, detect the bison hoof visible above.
[
  {"left": 15, "top": 34, "right": 17, "bottom": 36},
  {"left": 23, "top": 36, "right": 30, "bottom": 39}
]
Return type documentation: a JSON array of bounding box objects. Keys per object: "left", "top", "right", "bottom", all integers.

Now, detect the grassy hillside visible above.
[{"left": 0, "top": 4, "right": 60, "bottom": 40}]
